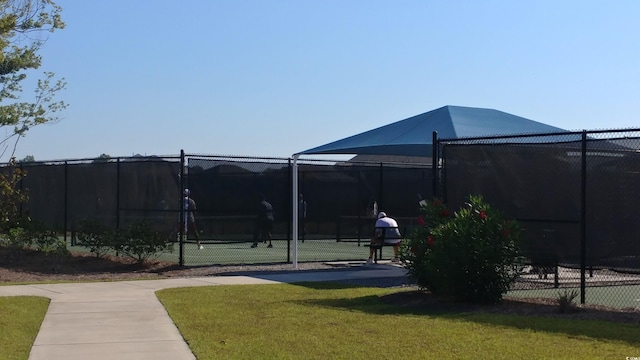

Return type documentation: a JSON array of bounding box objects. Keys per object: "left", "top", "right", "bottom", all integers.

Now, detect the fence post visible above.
[
  {"left": 287, "top": 158, "right": 292, "bottom": 263},
  {"left": 116, "top": 158, "right": 121, "bottom": 230},
  {"left": 64, "top": 161, "right": 69, "bottom": 244},
  {"left": 378, "top": 162, "right": 383, "bottom": 210},
  {"left": 580, "top": 131, "right": 587, "bottom": 304},
  {"left": 357, "top": 171, "right": 362, "bottom": 244},
  {"left": 431, "top": 131, "right": 438, "bottom": 198},
  {"left": 179, "top": 150, "right": 185, "bottom": 266}
]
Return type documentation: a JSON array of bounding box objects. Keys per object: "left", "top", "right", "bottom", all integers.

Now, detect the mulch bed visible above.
[{"left": 0, "top": 248, "right": 181, "bottom": 282}]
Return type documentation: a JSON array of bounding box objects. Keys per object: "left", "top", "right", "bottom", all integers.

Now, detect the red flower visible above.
[
  {"left": 427, "top": 235, "right": 435, "bottom": 247},
  {"left": 433, "top": 199, "right": 442, "bottom": 207},
  {"left": 440, "top": 209, "right": 450, "bottom": 218},
  {"left": 410, "top": 246, "right": 417, "bottom": 254},
  {"left": 417, "top": 216, "right": 425, "bottom": 226},
  {"left": 479, "top": 210, "right": 487, "bottom": 220},
  {"left": 502, "top": 228, "right": 510, "bottom": 237}
]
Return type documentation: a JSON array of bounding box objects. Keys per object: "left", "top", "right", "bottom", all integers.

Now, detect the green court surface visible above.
[
  {"left": 68, "top": 238, "right": 377, "bottom": 266},
  {"left": 508, "top": 285, "right": 640, "bottom": 310},
  {"left": 165, "top": 239, "right": 375, "bottom": 265}
]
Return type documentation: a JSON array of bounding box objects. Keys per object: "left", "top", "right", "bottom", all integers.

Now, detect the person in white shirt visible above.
[{"left": 367, "top": 211, "right": 402, "bottom": 264}]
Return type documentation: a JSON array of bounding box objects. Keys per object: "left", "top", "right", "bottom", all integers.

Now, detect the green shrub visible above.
[
  {"left": 115, "top": 219, "right": 173, "bottom": 263},
  {"left": 0, "top": 226, "right": 32, "bottom": 263},
  {"left": 0, "top": 215, "right": 36, "bottom": 249},
  {"left": 77, "top": 219, "right": 113, "bottom": 258},
  {"left": 0, "top": 218, "right": 69, "bottom": 270},
  {"left": 26, "top": 221, "right": 69, "bottom": 272},
  {"left": 26, "top": 221, "right": 66, "bottom": 254},
  {"left": 400, "top": 195, "right": 522, "bottom": 304},
  {"left": 557, "top": 289, "right": 580, "bottom": 313},
  {"left": 399, "top": 198, "right": 451, "bottom": 288},
  {"left": 0, "top": 226, "right": 30, "bottom": 249}
]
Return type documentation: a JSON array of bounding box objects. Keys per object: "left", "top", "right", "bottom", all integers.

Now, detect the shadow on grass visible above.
[
  {"left": 274, "top": 277, "right": 417, "bottom": 290},
  {"left": 295, "top": 282, "right": 640, "bottom": 346}
]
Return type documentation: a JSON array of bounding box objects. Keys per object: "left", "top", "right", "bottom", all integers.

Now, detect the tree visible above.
[
  {"left": 19, "top": 154, "right": 35, "bottom": 162},
  {"left": 0, "top": 157, "right": 28, "bottom": 231},
  {"left": 0, "top": 1, "right": 65, "bottom": 231},
  {"left": 93, "top": 153, "right": 111, "bottom": 163},
  {"left": 0, "top": 0, "right": 67, "bottom": 160}
]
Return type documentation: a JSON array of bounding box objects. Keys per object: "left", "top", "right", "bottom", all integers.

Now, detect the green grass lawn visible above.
[
  {"left": 0, "top": 296, "right": 49, "bottom": 360},
  {"left": 157, "top": 283, "right": 640, "bottom": 360},
  {"left": 2, "top": 283, "right": 639, "bottom": 360}
]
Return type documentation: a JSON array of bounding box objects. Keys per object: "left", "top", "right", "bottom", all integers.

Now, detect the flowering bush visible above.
[{"left": 400, "top": 195, "right": 522, "bottom": 303}]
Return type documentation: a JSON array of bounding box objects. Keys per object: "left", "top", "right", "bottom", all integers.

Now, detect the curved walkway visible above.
[{"left": 0, "top": 264, "right": 408, "bottom": 360}]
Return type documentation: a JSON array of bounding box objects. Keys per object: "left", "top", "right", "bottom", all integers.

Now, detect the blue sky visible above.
[{"left": 12, "top": 0, "right": 640, "bottom": 161}]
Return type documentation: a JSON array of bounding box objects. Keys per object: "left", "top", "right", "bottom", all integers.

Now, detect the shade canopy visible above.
[{"left": 296, "top": 105, "right": 567, "bottom": 157}]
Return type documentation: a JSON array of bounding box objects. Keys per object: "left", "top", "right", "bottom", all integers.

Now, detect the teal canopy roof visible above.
[{"left": 296, "top": 105, "right": 567, "bottom": 157}]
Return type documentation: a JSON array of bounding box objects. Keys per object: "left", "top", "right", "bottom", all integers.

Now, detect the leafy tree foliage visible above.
[
  {"left": 19, "top": 154, "right": 35, "bottom": 162},
  {"left": 0, "top": 1, "right": 65, "bottom": 231},
  {"left": 93, "top": 153, "right": 111, "bottom": 163},
  {"left": 0, "top": 0, "right": 66, "bottom": 159},
  {"left": 0, "top": 157, "right": 27, "bottom": 230}
]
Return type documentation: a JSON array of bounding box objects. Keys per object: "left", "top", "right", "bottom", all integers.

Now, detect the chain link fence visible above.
[
  {"left": 183, "top": 155, "right": 431, "bottom": 265},
  {"left": 11, "top": 154, "right": 431, "bottom": 266},
  {"left": 437, "top": 129, "right": 640, "bottom": 308},
  {"left": 17, "top": 156, "right": 182, "bottom": 235},
  {"left": 6, "top": 128, "right": 640, "bottom": 309}
]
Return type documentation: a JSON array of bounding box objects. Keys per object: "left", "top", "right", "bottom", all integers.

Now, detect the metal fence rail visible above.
[
  {"left": 11, "top": 153, "right": 431, "bottom": 265},
  {"left": 4, "top": 127, "right": 640, "bottom": 308}
]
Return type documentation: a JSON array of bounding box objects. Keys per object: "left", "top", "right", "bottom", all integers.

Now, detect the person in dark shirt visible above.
[{"left": 252, "top": 195, "right": 274, "bottom": 248}]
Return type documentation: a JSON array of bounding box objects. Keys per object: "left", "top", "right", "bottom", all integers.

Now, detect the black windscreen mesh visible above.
[
  {"left": 66, "top": 162, "right": 119, "bottom": 229},
  {"left": 20, "top": 163, "right": 66, "bottom": 230},
  {"left": 181, "top": 157, "right": 431, "bottom": 242},
  {"left": 442, "top": 134, "right": 640, "bottom": 272}
]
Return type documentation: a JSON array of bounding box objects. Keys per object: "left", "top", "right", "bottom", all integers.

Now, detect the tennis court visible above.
[
  {"left": 509, "top": 266, "right": 640, "bottom": 309},
  {"left": 172, "top": 238, "right": 376, "bottom": 265},
  {"left": 508, "top": 285, "right": 640, "bottom": 310},
  {"left": 68, "top": 238, "right": 377, "bottom": 266}
]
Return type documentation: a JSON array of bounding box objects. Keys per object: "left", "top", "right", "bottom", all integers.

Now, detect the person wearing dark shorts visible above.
[{"left": 252, "top": 195, "right": 274, "bottom": 248}]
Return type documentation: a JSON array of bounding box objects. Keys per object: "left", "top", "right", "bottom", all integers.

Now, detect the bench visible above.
[{"left": 368, "top": 226, "right": 402, "bottom": 263}]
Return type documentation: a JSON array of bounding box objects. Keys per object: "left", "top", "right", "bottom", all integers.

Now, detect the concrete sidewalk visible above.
[{"left": 0, "top": 263, "right": 408, "bottom": 360}]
